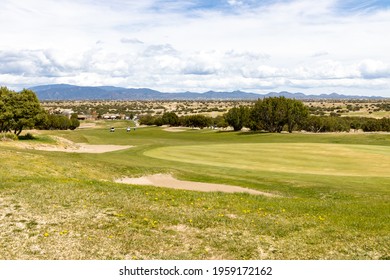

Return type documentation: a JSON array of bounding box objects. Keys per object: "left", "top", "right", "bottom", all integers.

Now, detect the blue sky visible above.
[
  {"left": 1, "top": 0, "right": 390, "bottom": 96},
  {"left": 336, "top": 0, "right": 390, "bottom": 11},
  {"left": 154, "top": 0, "right": 390, "bottom": 13}
]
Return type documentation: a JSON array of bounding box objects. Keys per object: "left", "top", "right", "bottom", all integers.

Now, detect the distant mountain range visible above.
[{"left": 29, "top": 84, "right": 386, "bottom": 100}]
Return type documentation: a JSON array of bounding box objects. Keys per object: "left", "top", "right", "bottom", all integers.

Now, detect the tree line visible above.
[
  {"left": 141, "top": 96, "right": 390, "bottom": 133},
  {"left": 141, "top": 97, "right": 310, "bottom": 132},
  {"left": 41, "top": 113, "right": 80, "bottom": 131},
  {"left": 1, "top": 87, "right": 80, "bottom": 138},
  {"left": 139, "top": 112, "right": 217, "bottom": 129},
  {"left": 224, "top": 97, "right": 390, "bottom": 133}
]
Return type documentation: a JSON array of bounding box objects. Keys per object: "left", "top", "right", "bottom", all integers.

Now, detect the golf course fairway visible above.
[{"left": 145, "top": 143, "right": 390, "bottom": 177}]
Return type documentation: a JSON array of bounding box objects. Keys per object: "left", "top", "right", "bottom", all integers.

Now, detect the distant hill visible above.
[{"left": 29, "top": 84, "right": 385, "bottom": 100}]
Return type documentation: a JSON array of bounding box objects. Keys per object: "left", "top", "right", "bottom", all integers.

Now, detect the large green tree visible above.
[
  {"left": 161, "top": 112, "right": 180, "bottom": 126},
  {"left": 0, "top": 87, "right": 14, "bottom": 133},
  {"left": 224, "top": 106, "right": 250, "bottom": 131},
  {"left": 249, "top": 97, "right": 309, "bottom": 133},
  {"left": 0, "top": 87, "right": 46, "bottom": 135},
  {"left": 250, "top": 97, "right": 287, "bottom": 132},
  {"left": 286, "top": 99, "right": 309, "bottom": 133}
]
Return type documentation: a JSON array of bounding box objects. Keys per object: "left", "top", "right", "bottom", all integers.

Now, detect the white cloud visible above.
[
  {"left": 121, "top": 38, "right": 144, "bottom": 44},
  {"left": 227, "top": 0, "right": 244, "bottom": 6},
  {"left": 143, "top": 44, "right": 179, "bottom": 57},
  {"left": 1, "top": 0, "right": 390, "bottom": 96},
  {"left": 358, "top": 60, "right": 390, "bottom": 79},
  {"left": 311, "top": 51, "right": 330, "bottom": 58}
]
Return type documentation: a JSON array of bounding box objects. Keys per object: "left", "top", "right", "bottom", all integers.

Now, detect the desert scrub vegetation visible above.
[
  {"left": 40, "top": 99, "right": 390, "bottom": 120},
  {"left": 133, "top": 98, "right": 390, "bottom": 133},
  {"left": 223, "top": 97, "right": 390, "bottom": 133}
]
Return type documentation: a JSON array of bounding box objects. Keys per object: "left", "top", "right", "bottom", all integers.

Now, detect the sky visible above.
[{"left": 1, "top": 0, "right": 390, "bottom": 96}]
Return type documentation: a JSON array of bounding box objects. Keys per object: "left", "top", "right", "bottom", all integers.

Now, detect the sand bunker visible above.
[
  {"left": 162, "top": 127, "right": 187, "bottom": 132},
  {"left": 78, "top": 123, "right": 97, "bottom": 129},
  {"left": 19, "top": 136, "right": 133, "bottom": 154},
  {"left": 116, "top": 174, "right": 278, "bottom": 196},
  {"left": 32, "top": 143, "right": 133, "bottom": 153}
]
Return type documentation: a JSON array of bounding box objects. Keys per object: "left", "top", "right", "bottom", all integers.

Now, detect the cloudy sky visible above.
[{"left": 1, "top": 0, "right": 390, "bottom": 96}]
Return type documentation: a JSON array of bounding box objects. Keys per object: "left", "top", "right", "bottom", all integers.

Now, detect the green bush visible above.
[
  {"left": 18, "top": 132, "right": 35, "bottom": 140},
  {"left": 1, "top": 133, "right": 18, "bottom": 141}
]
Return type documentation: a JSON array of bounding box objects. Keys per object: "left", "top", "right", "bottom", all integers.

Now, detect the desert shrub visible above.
[
  {"left": 19, "top": 132, "right": 35, "bottom": 140},
  {"left": 212, "top": 115, "right": 229, "bottom": 128},
  {"left": 69, "top": 114, "right": 80, "bottom": 130},
  {"left": 1, "top": 132, "right": 18, "bottom": 141},
  {"left": 138, "top": 114, "right": 157, "bottom": 125},
  {"left": 180, "top": 115, "right": 212, "bottom": 129},
  {"left": 161, "top": 112, "right": 180, "bottom": 126},
  {"left": 380, "top": 118, "right": 390, "bottom": 131}
]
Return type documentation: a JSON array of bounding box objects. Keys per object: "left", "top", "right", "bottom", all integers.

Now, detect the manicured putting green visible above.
[{"left": 145, "top": 143, "right": 390, "bottom": 177}]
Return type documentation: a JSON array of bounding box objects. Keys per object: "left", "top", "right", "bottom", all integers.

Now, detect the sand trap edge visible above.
[{"left": 115, "top": 174, "right": 279, "bottom": 197}]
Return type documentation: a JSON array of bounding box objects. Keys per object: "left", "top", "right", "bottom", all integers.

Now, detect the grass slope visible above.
[{"left": 1, "top": 125, "right": 389, "bottom": 259}]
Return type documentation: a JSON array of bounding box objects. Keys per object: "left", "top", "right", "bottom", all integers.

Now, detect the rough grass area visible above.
[{"left": 1, "top": 125, "right": 389, "bottom": 259}]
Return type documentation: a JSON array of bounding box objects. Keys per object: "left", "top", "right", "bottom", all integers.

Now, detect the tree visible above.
[
  {"left": 181, "top": 115, "right": 212, "bottom": 129},
  {"left": 224, "top": 106, "right": 250, "bottom": 131},
  {"left": 260, "top": 97, "right": 287, "bottom": 132},
  {"left": 301, "top": 116, "right": 351, "bottom": 132},
  {"left": 0, "top": 87, "right": 46, "bottom": 136},
  {"left": 10, "top": 89, "right": 47, "bottom": 135},
  {"left": 249, "top": 97, "right": 286, "bottom": 132},
  {"left": 161, "top": 112, "right": 180, "bottom": 126},
  {"left": 301, "top": 116, "right": 324, "bottom": 132},
  {"left": 69, "top": 113, "right": 80, "bottom": 130},
  {"left": 249, "top": 97, "right": 309, "bottom": 133},
  {"left": 380, "top": 118, "right": 390, "bottom": 132},
  {"left": 362, "top": 118, "right": 382, "bottom": 132},
  {"left": 0, "top": 88, "right": 14, "bottom": 133},
  {"left": 286, "top": 99, "right": 309, "bottom": 133},
  {"left": 212, "top": 115, "right": 228, "bottom": 128},
  {"left": 139, "top": 114, "right": 157, "bottom": 125}
]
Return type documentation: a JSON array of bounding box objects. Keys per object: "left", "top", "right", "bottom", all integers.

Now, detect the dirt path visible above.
[{"left": 115, "top": 174, "right": 278, "bottom": 197}]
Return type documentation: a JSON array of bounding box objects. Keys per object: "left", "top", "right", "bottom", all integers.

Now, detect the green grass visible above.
[
  {"left": 1, "top": 124, "right": 389, "bottom": 259},
  {"left": 145, "top": 143, "right": 390, "bottom": 177}
]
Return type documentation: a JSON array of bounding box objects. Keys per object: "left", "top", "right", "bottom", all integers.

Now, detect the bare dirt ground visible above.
[{"left": 115, "top": 174, "right": 278, "bottom": 197}]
